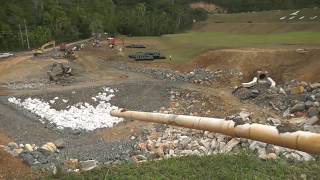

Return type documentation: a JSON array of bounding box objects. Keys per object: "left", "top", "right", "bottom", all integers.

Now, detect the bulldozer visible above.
[{"left": 33, "top": 41, "right": 56, "bottom": 56}]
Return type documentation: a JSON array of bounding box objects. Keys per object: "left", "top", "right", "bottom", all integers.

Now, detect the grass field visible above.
[
  {"left": 123, "top": 8, "right": 320, "bottom": 64},
  {"left": 126, "top": 31, "right": 320, "bottom": 64},
  {"left": 50, "top": 152, "right": 320, "bottom": 179}
]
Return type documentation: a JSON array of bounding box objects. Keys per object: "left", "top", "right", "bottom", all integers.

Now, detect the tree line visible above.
[
  {"left": 0, "top": 0, "right": 207, "bottom": 51},
  {"left": 1, "top": 0, "right": 319, "bottom": 51}
]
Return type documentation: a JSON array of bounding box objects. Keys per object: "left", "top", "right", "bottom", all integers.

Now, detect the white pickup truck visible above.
[{"left": 0, "top": 52, "right": 14, "bottom": 59}]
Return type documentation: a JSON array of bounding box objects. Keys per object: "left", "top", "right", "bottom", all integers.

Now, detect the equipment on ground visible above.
[
  {"left": 129, "top": 52, "right": 166, "bottom": 61},
  {"left": 107, "top": 37, "right": 115, "bottom": 48},
  {"left": 47, "top": 63, "right": 72, "bottom": 81},
  {"left": 0, "top": 53, "right": 13, "bottom": 59},
  {"left": 111, "top": 109, "right": 320, "bottom": 155},
  {"left": 64, "top": 49, "right": 78, "bottom": 60},
  {"left": 33, "top": 41, "right": 56, "bottom": 56},
  {"left": 126, "top": 44, "right": 146, "bottom": 48}
]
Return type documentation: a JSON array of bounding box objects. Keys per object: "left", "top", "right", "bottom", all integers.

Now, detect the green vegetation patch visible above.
[
  {"left": 50, "top": 152, "right": 320, "bottom": 179},
  {"left": 128, "top": 31, "right": 320, "bottom": 64}
]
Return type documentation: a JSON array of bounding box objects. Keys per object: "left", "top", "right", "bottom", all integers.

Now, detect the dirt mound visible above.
[
  {"left": 193, "top": 8, "right": 320, "bottom": 33},
  {"left": 178, "top": 48, "right": 320, "bottom": 83},
  {"left": 190, "top": 2, "right": 226, "bottom": 13},
  {"left": 0, "top": 133, "right": 37, "bottom": 179}
]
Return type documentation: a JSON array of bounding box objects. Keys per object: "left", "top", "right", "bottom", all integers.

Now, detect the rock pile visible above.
[
  {"left": 234, "top": 80, "right": 320, "bottom": 132},
  {"left": 0, "top": 140, "right": 101, "bottom": 174},
  {"left": 0, "top": 141, "right": 62, "bottom": 174},
  {"left": 162, "top": 88, "right": 225, "bottom": 117},
  {"left": 133, "top": 118, "right": 315, "bottom": 163},
  {"left": 117, "top": 63, "right": 216, "bottom": 85}
]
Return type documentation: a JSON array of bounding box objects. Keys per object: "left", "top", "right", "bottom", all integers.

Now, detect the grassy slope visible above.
[
  {"left": 127, "top": 31, "right": 320, "bottom": 64},
  {"left": 51, "top": 152, "right": 320, "bottom": 179},
  {"left": 124, "top": 8, "right": 320, "bottom": 64}
]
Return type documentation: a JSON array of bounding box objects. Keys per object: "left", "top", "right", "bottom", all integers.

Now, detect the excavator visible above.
[{"left": 33, "top": 41, "right": 56, "bottom": 56}]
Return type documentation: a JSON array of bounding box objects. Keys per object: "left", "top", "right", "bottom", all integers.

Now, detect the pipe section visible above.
[
  {"left": 267, "top": 77, "right": 277, "bottom": 89},
  {"left": 242, "top": 77, "right": 258, "bottom": 88},
  {"left": 111, "top": 109, "right": 320, "bottom": 154}
]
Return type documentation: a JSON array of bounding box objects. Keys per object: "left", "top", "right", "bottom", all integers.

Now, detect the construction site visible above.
[{"left": 1, "top": 4, "right": 320, "bottom": 179}]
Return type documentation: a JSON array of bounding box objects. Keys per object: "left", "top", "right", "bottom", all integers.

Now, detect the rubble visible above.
[
  {"left": 133, "top": 123, "right": 315, "bottom": 163},
  {"left": 115, "top": 62, "right": 242, "bottom": 86}
]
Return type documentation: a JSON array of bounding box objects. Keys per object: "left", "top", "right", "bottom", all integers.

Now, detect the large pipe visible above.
[
  {"left": 242, "top": 77, "right": 258, "bottom": 88},
  {"left": 111, "top": 109, "right": 320, "bottom": 154}
]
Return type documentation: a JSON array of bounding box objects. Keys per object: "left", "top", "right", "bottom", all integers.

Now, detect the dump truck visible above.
[{"left": 111, "top": 109, "right": 320, "bottom": 155}]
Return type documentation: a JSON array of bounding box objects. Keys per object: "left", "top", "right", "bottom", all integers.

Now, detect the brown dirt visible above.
[
  {"left": 97, "top": 121, "right": 153, "bottom": 142},
  {"left": 0, "top": 133, "right": 38, "bottom": 180},
  {"left": 177, "top": 48, "right": 320, "bottom": 83}
]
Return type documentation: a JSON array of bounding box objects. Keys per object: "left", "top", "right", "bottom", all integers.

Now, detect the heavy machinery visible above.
[
  {"left": 111, "top": 109, "right": 320, "bottom": 154},
  {"left": 33, "top": 41, "right": 56, "bottom": 56},
  {"left": 47, "top": 62, "right": 72, "bottom": 81},
  {"left": 64, "top": 49, "right": 78, "bottom": 60},
  {"left": 129, "top": 52, "right": 166, "bottom": 61}
]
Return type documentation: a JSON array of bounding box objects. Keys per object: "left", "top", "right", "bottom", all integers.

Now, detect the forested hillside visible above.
[
  {"left": 0, "top": 0, "right": 207, "bottom": 51},
  {"left": 1, "top": 0, "right": 320, "bottom": 51}
]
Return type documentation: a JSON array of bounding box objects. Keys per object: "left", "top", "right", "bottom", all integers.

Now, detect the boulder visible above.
[
  {"left": 11, "top": 148, "right": 24, "bottom": 157},
  {"left": 40, "top": 142, "right": 58, "bottom": 154},
  {"left": 295, "top": 151, "right": 314, "bottom": 161},
  {"left": 24, "top": 144, "right": 33, "bottom": 152},
  {"left": 223, "top": 138, "right": 240, "bottom": 153},
  {"left": 259, "top": 153, "right": 277, "bottom": 160},
  {"left": 65, "top": 159, "right": 79, "bottom": 170},
  {"left": 80, "top": 160, "right": 98, "bottom": 171},
  {"left": 53, "top": 139, "right": 65, "bottom": 149},
  {"left": 307, "top": 107, "right": 319, "bottom": 118},
  {"left": 290, "top": 103, "right": 306, "bottom": 113},
  {"left": 7, "top": 142, "right": 18, "bottom": 149},
  {"left": 267, "top": 118, "right": 281, "bottom": 126}
]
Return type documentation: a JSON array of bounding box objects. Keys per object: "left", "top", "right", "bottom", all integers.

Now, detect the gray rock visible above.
[
  {"left": 295, "top": 151, "right": 314, "bottom": 161},
  {"left": 267, "top": 117, "right": 281, "bottom": 126},
  {"left": 307, "top": 107, "right": 319, "bottom": 118},
  {"left": 180, "top": 150, "right": 193, "bottom": 155},
  {"left": 223, "top": 138, "right": 240, "bottom": 153},
  {"left": 53, "top": 139, "right": 65, "bottom": 149},
  {"left": 7, "top": 142, "right": 18, "bottom": 149},
  {"left": 290, "top": 103, "right": 306, "bottom": 113},
  {"left": 19, "top": 152, "right": 36, "bottom": 166},
  {"left": 80, "top": 160, "right": 98, "bottom": 171},
  {"left": 305, "top": 101, "right": 314, "bottom": 109}
]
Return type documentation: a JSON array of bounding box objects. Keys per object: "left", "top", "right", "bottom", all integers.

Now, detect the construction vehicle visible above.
[
  {"left": 47, "top": 62, "right": 72, "bottom": 81},
  {"left": 64, "top": 49, "right": 78, "bottom": 60},
  {"left": 33, "top": 41, "right": 56, "bottom": 56},
  {"left": 111, "top": 109, "right": 320, "bottom": 154},
  {"left": 59, "top": 43, "right": 69, "bottom": 51},
  {"left": 107, "top": 37, "right": 115, "bottom": 48}
]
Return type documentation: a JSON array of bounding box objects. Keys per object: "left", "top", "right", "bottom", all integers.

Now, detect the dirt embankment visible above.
[
  {"left": 190, "top": 2, "right": 226, "bottom": 13},
  {"left": 0, "top": 133, "right": 37, "bottom": 179},
  {"left": 178, "top": 48, "right": 320, "bottom": 83}
]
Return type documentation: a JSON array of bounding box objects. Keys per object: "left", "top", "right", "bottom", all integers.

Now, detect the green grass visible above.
[
  {"left": 126, "top": 31, "right": 320, "bottom": 64},
  {"left": 49, "top": 152, "right": 320, "bottom": 180}
]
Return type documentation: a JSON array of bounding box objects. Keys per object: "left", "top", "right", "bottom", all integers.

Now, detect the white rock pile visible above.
[{"left": 8, "top": 87, "right": 123, "bottom": 131}]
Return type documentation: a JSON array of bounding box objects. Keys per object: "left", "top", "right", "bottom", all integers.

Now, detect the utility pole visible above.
[
  {"left": 24, "top": 19, "right": 30, "bottom": 49},
  {"left": 18, "top": 24, "right": 24, "bottom": 48}
]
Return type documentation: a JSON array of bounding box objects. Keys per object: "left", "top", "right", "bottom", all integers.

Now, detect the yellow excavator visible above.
[{"left": 33, "top": 41, "right": 56, "bottom": 56}]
